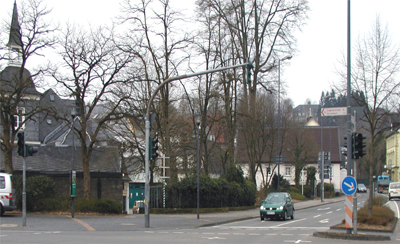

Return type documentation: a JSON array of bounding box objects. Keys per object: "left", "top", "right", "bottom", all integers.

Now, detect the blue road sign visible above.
[{"left": 342, "top": 176, "right": 357, "bottom": 195}]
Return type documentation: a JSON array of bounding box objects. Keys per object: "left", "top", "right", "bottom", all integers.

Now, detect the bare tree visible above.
[
  {"left": 118, "top": 0, "right": 192, "bottom": 184},
  {"left": 196, "top": 0, "right": 309, "bottom": 185},
  {"left": 348, "top": 17, "right": 400, "bottom": 216},
  {"left": 0, "top": 0, "right": 56, "bottom": 173},
  {"left": 50, "top": 25, "right": 135, "bottom": 200}
]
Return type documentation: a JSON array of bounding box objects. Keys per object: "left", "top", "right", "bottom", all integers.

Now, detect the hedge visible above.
[{"left": 165, "top": 174, "right": 256, "bottom": 208}]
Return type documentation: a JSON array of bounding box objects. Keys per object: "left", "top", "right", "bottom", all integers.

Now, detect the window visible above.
[
  {"left": 50, "top": 94, "right": 55, "bottom": 101},
  {"left": 0, "top": 176, "right": 4, "bottom": 189},
  {"left": 14, "top": 107, "right": 25, "bottom": 129},
  {"left": 285, "top": 166, "right": 292, "bottom": 176},
  {"left": 46, "top": 119, "right": 52, "bottom": 125}
]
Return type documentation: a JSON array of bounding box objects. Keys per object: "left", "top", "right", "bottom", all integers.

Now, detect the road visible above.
[{"left": 0, "top": 193, "right": 399, "bottom": 243}]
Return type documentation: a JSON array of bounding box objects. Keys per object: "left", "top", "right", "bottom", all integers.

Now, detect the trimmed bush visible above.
[
  {"left": 165, "top": 173, "right": 256, "bottom": 208},
  {"left": 13, "top": 175, "right": 56, "bottom": 211}
]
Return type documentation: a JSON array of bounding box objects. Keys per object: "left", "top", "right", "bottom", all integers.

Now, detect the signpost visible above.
[
  {"left": 321, "top": 107, "right": 347, "bottom": 117},
  {"left": 342, "top": 176, "right": 357, "bottom": 232}
]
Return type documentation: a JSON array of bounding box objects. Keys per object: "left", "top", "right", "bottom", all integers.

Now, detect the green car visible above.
[{"left": 260, "top": 192, "right": 294, "bottom": 221}]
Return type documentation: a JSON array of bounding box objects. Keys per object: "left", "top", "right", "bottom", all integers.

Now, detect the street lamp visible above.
[
  {"left": 71, "top": 108, "right": 76, "bottom": 218},
  {"left": 277, "top": 55, "right": 292, "bottom": 191},
  {"left": 195, "top": 114, "right": 201, "bottom": 219}
]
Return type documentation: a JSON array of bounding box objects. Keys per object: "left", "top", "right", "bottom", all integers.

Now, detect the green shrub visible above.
[
  {"left": 165, "top": 173, "right": 256, "bottom": 208},
  {"left": 364, "top": 195, "right": 387, "bottom": 207},
  {"left": 92, "top": 199, "right": 121, "bottom": 214},
  {"left": 358, "top": 205, "right": 395, "bottom": 222},
  {"left": 13, "top": 175, "right": 56, "bottom": 211},
  {"left": 289, "top": 192, "right": 306, "bottom": 201},
  {"left": 289, "top": 186, "right": 300, "bottom": 194},
  {"left": 302, "top": 186, "right": 313, "bottom": 199}
]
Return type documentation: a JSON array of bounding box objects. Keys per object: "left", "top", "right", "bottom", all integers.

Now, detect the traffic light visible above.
[
  {"left": 25, "top": 145, "right": 38, "bottom": 156},
  {"left": 354, "top": 133, "right": 366, "bottom": 159},
  {"left": 343, "top": 133, "right": 355, "bottom": 158},
  {"left": 247, "top": 60, "right": 254, "bottom": 84},
  {"left": 16, "top": 131, "right": 38, "bottom": 157},
  {"left": 17, "top": 131, "right": 24, "bottom": 156},
  {"left": 323, "top": 165, "right": 330, "bottom": 179},
  {"left": 149, "top": 133, "right": 159, "bottom": 161}
]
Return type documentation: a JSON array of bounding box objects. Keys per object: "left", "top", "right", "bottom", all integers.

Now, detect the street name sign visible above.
[
  {"left": 341, "top": 176, "right": 357, "bottom": 195},
  {"left": 321, "top": 107, "right": 346, "bottom": 116}
]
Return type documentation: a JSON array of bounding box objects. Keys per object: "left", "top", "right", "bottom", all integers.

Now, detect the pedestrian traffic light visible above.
[
  {"left": 149, "top": 133, "right": 159, "bottom": 160},
  {"left": 17, "top": 131, "right": 24, "bottom": 156},
  {"left": 247, "top": 60, "right": 254, "bottom": 84},
  {"left": 354, "top": 133, "right": 366, "bottom": 159}
]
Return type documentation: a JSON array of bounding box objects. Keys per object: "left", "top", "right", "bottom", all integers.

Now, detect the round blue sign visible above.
[{"left": 341, "top": 176, "right": 357, "bottom": 195}]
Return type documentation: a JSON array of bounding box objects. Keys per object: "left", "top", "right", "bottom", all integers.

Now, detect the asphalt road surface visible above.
[{"left": 1, "top": 193, "right": 399, "bottom": 244}]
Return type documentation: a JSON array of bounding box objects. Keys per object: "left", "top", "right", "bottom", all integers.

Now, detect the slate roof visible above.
[
  {"left": 0, "top": 66, "right": 40, "bottom": 95},
  {"left": 7, "top": 1, "right": 22, "bottom": 48},
  {"left": 2, "top": 146, "right": 121, "bottom": 174}
]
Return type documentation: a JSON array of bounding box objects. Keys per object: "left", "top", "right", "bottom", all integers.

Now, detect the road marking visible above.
[
  {"left": 0, "top": 224, "right": 18, "bottom": 227},
  {"left": 284, "top": 240, "right": 311, "bottom": 243},
  {"left": 233, "top": 233, "right": 245, "bottom": 235},
  {"left": 121, "top": 223, "right": 135, "bottom": 226},
  {"left": 318, "top": 207, "right": 330, "bottom": 210},
  {"left": 313, "top": 214, "right": 321, "bottom": 218},
  {"left": 265, "top": 234, "right": 277, "bottom": 235},
  {"left": 326, "top": 211, "right": 332, "bottom": 214},
  {"left": 72, "top": 218, "right": 95, "bottom": 231},
  {"left": 336, "top": 208, "right": 341, "bottom": 211},
  {"left": 249, "top": 233, "right": 260, "bottom": 235},
  {"left": 282, "top": 234, "right": 293, "bottom": 236},
  {"left": 319, "top": 219, "right": 329, "bottom": 223},
  {"left": 276, "top": 218, "right": 307, "bottom": 227},
  {"left": 173, "top": 232, "right": 183, "bottom": 234},
  {"left": 202, "top": 237, "right": 225, "bottom": 240}
]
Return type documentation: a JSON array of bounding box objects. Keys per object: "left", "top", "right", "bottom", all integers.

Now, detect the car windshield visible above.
[
  {"left": 390, "top": 183, "right": 400, "bottom": 189},
  {"left": 358, "top": 184, "right": 365, "bottom": 188},
  {"left": 265, "top": 194, "right": 286, "bottom": 203}
]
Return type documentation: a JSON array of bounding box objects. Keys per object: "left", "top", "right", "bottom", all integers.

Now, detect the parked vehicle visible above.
[
  {"left": 133, "top": 200, "right": 144, "bottom": 214},
  {"left": 260, "top": 192, "right": 294, "bottom": 221},
  {"left": 0, "top": 173, "right": 16, "bottom": 216},
  {"left": 377, "top": 175, "right": 392, "bottom": 193},
  {"left": 388, "top": 182, "right": 400, "bottom": 200},
  {"left": 357, "top": 183, "right": 367, "bottom": 193}
]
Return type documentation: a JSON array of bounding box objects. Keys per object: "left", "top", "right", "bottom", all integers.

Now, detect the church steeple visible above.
[{"left": 7, "top": 1, "right": 22, "bottom": 67}]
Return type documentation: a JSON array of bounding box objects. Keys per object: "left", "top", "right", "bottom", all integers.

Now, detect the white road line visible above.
[
  {"left": 282, "top": 234, "right": 293, "bottom": 236},
  {"left": 275, "top": 218, "right": 307, "bottom": 227},
  {"left": 326, "top": 211, "right": 332, "bottom": 214},
  {"left": 233, "top": 233, "right": 245, "bottom": 235},
  {"left": 313, "top": 214, "right": 321, "bottom": 218},
  {"left": 318, "top": 207, "right": 330, "bottom": 210},
  {"left": 249, "top": 233, "right": 260, "bottom": 235},
  {"left": 336, "top": 208, "right": 341, "bottom": 211},
  {"left": 265, "top": 234, "right": 277, "bottom": 235},
  {"left": 173, "top": 232, "right": 183, "bottom": 234}
]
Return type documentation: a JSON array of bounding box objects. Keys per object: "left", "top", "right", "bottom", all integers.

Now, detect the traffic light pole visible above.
[{"left": 144, "top": 62, "right": 253, "bottom": 227}]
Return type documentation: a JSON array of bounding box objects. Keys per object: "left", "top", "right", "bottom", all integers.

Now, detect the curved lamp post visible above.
[{"left": 277, "top": 55, "right": 292, "bottom": 191}]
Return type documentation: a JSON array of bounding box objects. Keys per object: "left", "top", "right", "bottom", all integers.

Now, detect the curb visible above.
[
  {"left": 330, "top": 217, "right": 398, "bottom": 233},
  {"left": 313, "top": 231, "right": 391, "bottom": 241}
]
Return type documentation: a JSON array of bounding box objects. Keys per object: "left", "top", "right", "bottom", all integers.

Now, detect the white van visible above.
[{"left": 0, "top": 173, "right": 17, "bottom": 216}]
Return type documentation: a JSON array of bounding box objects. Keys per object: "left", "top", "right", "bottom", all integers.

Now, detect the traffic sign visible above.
[
  {"left": 274, "top": 156, "right": 284, "bottom": 164},
  {"left": 321, "top": 107, "right": 346, "bottom": 116},
  {"left": 341, "top": 176, "right": 357, "bottom": 195}
]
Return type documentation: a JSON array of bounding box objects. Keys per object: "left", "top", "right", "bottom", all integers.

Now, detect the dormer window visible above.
[
  {"left": 46, "top": 119, "right": 52, "bottom": 125},
  {"left": 50, "top": 95, "right": 55, "bottom": 101},
  {"left": 14, "top": 107, "right": 25, "bottom": 129}
]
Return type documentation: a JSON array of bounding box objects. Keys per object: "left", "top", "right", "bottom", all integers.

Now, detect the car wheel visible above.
[
  {"left": 291, "top": 209, "right": 294, "bottom": 220},
  {"left": 283, "top": 211, "right": 288, "bottom": 221},
  {"left": 0, "top": 205, "right": 3, "bottom": 217},
  {"left": 261, "top": 216, "right": 264, "bottom": 221}
]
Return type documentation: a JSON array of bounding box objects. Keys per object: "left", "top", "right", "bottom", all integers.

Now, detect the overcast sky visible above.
[{"left": 1, "top": 0, "right": 399, "bottom": 107}]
